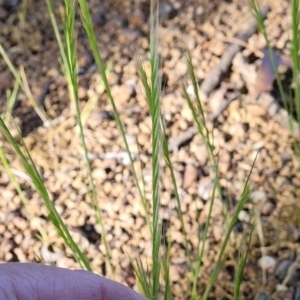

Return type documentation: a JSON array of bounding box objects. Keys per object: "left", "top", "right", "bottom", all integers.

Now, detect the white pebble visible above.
[
  {"left": 238, "top": 210, "right": 250, "bottom": 222},
  {"left": 258, "top": 255, "right": 276, "bottom": 271}
]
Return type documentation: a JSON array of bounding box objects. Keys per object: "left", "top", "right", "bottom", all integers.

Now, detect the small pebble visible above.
[
  {"left": 0, "top": 71, "right": 13, "bottom": 91},
  {"left": 275, "top": 259, "right": 293, "bottom": 282},
  {"left": 197, "top": 177, "right": 214, "bottom": 201},
  {"left": 257, "top": 294, "right": 270, "bottom": 300},
  {"left": 238, "top": 210, "right": 250, "bottom": 222},
  {"left": 258, "top": 255, "right": 276, "bottom": 271},
  {"left": 261, "top": 200, "right": 276, "bottom": 216},
  {"left": 250, "top": 190, "right": 267, "bottom": 203}
]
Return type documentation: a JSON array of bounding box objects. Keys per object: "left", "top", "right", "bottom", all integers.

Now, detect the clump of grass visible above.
[
  {"left": 233, "top": 223, "right": 254, "bottom": 300},
  {"left": 0, "top": 0, "right": 266, "bottom": 299},
  {"left": 0, "top": 115, "right": 91, "bottom": 270},
  {"left": 137, "top": 2, "right": 163, "bottom": 298},
  {"left": 250, "top": 0, "right": 300, "bottom": 160},
  {"left": 0, "top": 44, "right": 48, "bottom": 122}
]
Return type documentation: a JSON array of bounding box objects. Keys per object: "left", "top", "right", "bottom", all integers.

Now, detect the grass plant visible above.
[
  {"left": 0, "top": 44, "right": 48, "bottom": 122},
  {"left": 1, "top": 0, "right": 299, "bottom": 299},
  {"left": 250, "top": 0, "right": 300, "bottom": 160}
]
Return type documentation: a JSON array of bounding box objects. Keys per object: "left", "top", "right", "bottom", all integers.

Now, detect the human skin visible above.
[{"left": 0, "top": 263, "right": 148, "bottom": 300}]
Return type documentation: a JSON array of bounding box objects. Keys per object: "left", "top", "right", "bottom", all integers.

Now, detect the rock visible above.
[
  {"left": 261, "top": 200, "right": 276, "bottom": 216},
  {"left": 0, "top": 71, "right": 13, "bottom": 91},
  {"left": 202, "top": 21, "right": 216, "bottom": 37},
  {"left": 129, "top": 9, "right": 146, "bottom": 27},
  {"left": 2, "top": 190, "right": 15, "bottom": 201},
  {"left": 292, "top": 283, "right": 300, "bottom": 300},
  {"left": 250, "top": 190, "right": 267, "bottom": 203},
  {"left": 14, "top": 247, "right": 27, "bottom": 261},
  {"left": 209, "top": 41, "right": 225, "bottom": 57},
  {"left": 208, "top": 86, "right": 227, "bottom": 113},
  {"left": 169, "top": 265, "right": 181, "bottom": 281},
  {"left": 258, "top": 255, "right": 276, "bottom": 271},
  {"left": 197, "top": 177, "right": 214, "bottom": 201},
  {"left": 238, "top": 210, "right": 250, "bottom": 222},
  {"left": 257, "top": 294, "right": 270, "bottom": 300},
  {"left": 0, "top": 7, "right": 7, "bottom": 19},
  {"left": 40, "top": 244, "right": 64, "bottom": 264},
  {"left": 111, "top": 84, "right": 134, "bottom": 103},
  {"left": 199, "top": 198, "right": 223, "bottom": 224},
  {"left": 118, "top": 29, "right": 140, "bottom": 45},
  {"left": 78, "top": 86, "right": 87, "bottom": 99},
  {"left": 274, "top": 259, "right": 293, "bottom": 282},
  {"left": 183, "top": 164, "right": 198, "bottom": 189},
  {"left": 92, "top": 168, "right": 106, "bottom": 184},
  {"left": 77, "top": 54, "right": 93, "bottom": 68},
  {"left": 13, "top": 216, "right": 28, "bottom": 231}
]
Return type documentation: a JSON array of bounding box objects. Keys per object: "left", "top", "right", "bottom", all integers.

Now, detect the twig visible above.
[
  {"left": 200, "top": 6, "right": 270, "bottom": 97},
  {"left": 168, "top": 6, "right": 270, "bottom": 151},
  {"left": 19, "top": 66, "right": 48, "bottom": 123},
  {"left": 202, "top": 37, "right": 263, "bottom": 57},
  {"left": 168, "top": 92, "right": 240, "bottom": 152}
]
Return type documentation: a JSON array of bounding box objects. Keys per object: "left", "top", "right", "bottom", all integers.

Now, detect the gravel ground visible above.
[{"left": 1, "top": 0, "right": 300, "bottom": 299}]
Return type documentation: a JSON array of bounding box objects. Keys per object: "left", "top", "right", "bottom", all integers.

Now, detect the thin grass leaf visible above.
[
  {"left": 162, "top": 241, "right": 171, "bottom": 300},
  {"left": 250, "top": 0, "right": 300, "bottom": 165},
  {"left": 233, "top": 222, "right": 255, "bottom": 300},
  {"left": 162, "top": 132, "right": 192, "bottom": 269},
  {"left": 80, "top": 64, "right": 111, "bottom": 126},
  {"left": 61, "top": 0, "right": 114, "bottom": 278},
  {"left": 148, "top": 1, "right": 163, "bottom": 298},
  {"left": 78, "top": 0, "right": 151, "bottom": 235},
  {"left": 133, "top": 257, "right": 152, "bottom": 299},
  {"left": 183, "top": 49, "right": 227, "bottom": 298},
  {"left": 5, "top": 80, "right": 19, "bottom": 121},
  {"left": 190, "top": 180, "right": 218, "bottom": 299},
  {"left": 45, "top": 0, "right": 76, "bottom": 111},
  {"left": 137, "top": 60, "right": 152, "bottom": 107},
  {"left": 184, "top": 51, "right": 223, "bottom": 206},
  {"left": 0, "top": 116, "right": 91, "bottom": 270},
  {"left": 291, "top": 0, "right": 300, "bottom": 161},
  {"left": 134, "top": 1, "right": 163, "bottom": 297},
  {"left": 249, "top": 1, "right": 293, "bottom": 131},
  {"left": 0, "top": 146, "right": 48, "bottom": 241},
  {"left": 202, "top": 154, "right": 258, "bottom": 300},
  {"left": 0, "top": 44, "right": 48, "bottom": 122}
]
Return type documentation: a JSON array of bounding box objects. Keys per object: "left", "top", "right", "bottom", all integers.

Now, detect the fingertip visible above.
[{"left": 0, "top": 263, "right": 148, "bottom": 300}]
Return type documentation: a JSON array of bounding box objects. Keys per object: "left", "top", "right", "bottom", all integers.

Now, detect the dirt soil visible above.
[{"left": 1, "top": 0, "right": 300, "bottom": 299}]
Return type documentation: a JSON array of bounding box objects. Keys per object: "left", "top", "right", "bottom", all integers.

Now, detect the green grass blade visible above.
[
  {"left": 5, "top": 80, "right": 19, "bottom": 121},
  {"left": 134, "top": 258, "right": 152, "bottom": 299},
  {"left": 162, "top": 132, "right": 192, "bottom": 268},
  {"left": 183, "top": 49, "right": 229, "bottom": 298},
  {"left": 77, "top": 0, "right": 151, "bottom": 235},
  {"left": 162, "top": 240, "right": 171, "bottom": 300},
  {"left": 233, "top": 222, "right": 254, "bottom": 300},
  {"left": 249, "top": 1, "right": 291, "bottom": 127},
  {"left": 45, "top": 0, "right": 77, "bottom": 111},
  {"left": 291, "top": 0, "right": 300, "bottom": 160},
  {"left": 202, "top": 154, "right": 258, "bottom": 300},
  {"left": 184, "top": 50, "right": 223, "bottom": 204},
  {"left": 62, "top": 0, "right": 114, "bottom": 278},
  {"left": 190, "top": 180, "right": 218, "bottom": 299},
  {"left": 0, "top": 44, "right": 48, "bottom": 122},
  {"left": 135, "top": 1, "right": 163, "bottom": 297},
  {"left": 148, "top": 1, "right": 162, "bottom": 298},
  {"left": 0, "top": 116, "right": 91, "bottom": 269},
  {"left": 0, "top": 146, "right": 48, "bottom": 241}
]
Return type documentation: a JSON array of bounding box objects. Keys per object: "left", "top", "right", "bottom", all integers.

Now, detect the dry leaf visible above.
[{"left": 254, "top": 48, "right": 292, "bottom": 98}]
